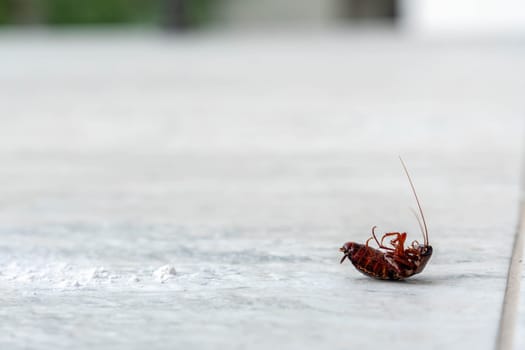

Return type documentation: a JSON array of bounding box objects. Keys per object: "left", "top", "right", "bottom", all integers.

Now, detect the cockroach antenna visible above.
[
  {"left": 409, "top": 207, "right": 426, "bottom": 243},
  {"left": 399, "top": 156, "right": 429, "bottom": 245}
]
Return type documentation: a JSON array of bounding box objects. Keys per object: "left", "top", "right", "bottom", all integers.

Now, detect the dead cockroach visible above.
[{"left": 339, "top": 157, "right": 433, "bottom": 280}]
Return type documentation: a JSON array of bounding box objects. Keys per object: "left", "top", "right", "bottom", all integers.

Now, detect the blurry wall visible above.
[
  {"left": 0, "top": 0, "right": 397, "bottom": 28},
  {"left": 217, "top": 0, "right": 396, "bottom": 26},
  {"left": 402, "top": 0, "right": 525, "bottom": 35},
  {"left": 218, "top": 0, "right": 340, "bottom": 26},
  {"left": 4, "top": 0, "right": 523, "bottom": 35},
  {"left": 0, "top": 0, "right": 161, "bottom": 25}
]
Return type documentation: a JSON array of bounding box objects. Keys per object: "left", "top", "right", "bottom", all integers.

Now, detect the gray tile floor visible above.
[{"left": 0, "top": 29, "right": 524, "bottom": 349}]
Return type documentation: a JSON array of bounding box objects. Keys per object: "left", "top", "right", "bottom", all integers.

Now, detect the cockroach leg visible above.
[
  {"left": 380, "top": 232, "right": 407, "bottom": 255},
  {"left": 368, "top": 226, "right": 395, "bottom": 251},
  {"left": 371, "top": 226, "right": 382, "bottom": 247},
  {"left": 369, "top": 226, "right": 395, "bottom": 251},
  {"left": 380, "top": 232, "right": 405, "bottom": 247}
]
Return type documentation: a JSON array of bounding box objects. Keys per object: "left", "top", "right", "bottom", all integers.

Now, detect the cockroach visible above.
[{"left": 339, "top": 157, "right": 433, "bottom": 280}]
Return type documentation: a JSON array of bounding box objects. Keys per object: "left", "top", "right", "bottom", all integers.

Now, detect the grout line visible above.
[{"left": 495, "top": 203, "right": 525, "bottom": 350}]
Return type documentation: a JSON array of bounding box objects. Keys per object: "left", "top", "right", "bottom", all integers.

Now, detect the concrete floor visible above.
[{"left": 0, "top": 28, "right": 524, "bottom": 349}]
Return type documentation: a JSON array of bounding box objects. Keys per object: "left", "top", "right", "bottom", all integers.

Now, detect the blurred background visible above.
[
  {"left": 0, "top": 0, "right": 523, "bottom": 33},
  {"left": 1, "top": 0, "right": 395, "bottom": 28}
]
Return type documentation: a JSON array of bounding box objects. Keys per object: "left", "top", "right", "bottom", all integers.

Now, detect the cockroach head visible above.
[
  {"left": 419, "top": 245, "right": 433, "bottom": 257},
  {"left": 414, "top": 245, "right": 433, "bottom": 275}
]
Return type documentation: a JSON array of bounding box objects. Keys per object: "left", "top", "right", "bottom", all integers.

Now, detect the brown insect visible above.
[{"left": 339, "top": 157, "right": 433, "bottom": 280}]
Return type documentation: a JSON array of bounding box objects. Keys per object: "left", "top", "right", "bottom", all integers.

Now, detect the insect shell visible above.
[{"left": 339, "top": 157, "right": 433, "bottom": 280}]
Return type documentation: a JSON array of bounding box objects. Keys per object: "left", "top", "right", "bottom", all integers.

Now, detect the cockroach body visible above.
[{"left": 339, "top": 158, "right": 433, "bottom": 280}]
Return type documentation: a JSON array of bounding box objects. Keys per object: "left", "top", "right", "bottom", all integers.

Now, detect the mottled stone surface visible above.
[{"left": 0, "top": 29, "right": 523, "bottom": 349}]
